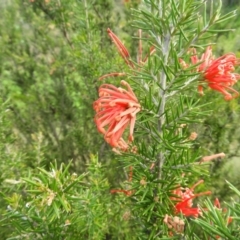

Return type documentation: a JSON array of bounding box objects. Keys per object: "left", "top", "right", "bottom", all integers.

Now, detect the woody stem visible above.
[{"left": 157, "top": 5, "right": 171, "bottom": 180}]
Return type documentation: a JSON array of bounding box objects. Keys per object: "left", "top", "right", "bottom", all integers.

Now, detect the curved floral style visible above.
[
  {"left": 93, "top": 80, "right": 141, "bottom": 151},
  {"left": 172, "top": 180, "right": 211, "bottom": 217},
  {"left": 181, "top": 46, "right": 240, "bottom": 100},
  {"left": 99, "top": 28, "right": 155, "bottom": 81}
]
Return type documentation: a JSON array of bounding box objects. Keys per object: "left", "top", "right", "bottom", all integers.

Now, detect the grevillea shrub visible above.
[{"left": 1, "top": 0, "right": 240, "bottom": 239}]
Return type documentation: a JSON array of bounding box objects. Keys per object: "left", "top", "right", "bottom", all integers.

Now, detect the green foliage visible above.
[
  {"left": 1, "top": 157, "right": 114, "bottom": 240},
  {"left": 194, "top": 181, "right": 240, "bottom": 239},
  {"left": 0, "top": 0, "right": 117, "bottom": 168},
  {"left": 1, "top": 0, "right": 240, "bottom": 239}
]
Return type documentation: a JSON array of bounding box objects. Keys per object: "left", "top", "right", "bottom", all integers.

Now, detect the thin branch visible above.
[
  {"left": 83, "top": 0, "right": 91, "bottom": 45},
  {"left": 157, "top": 32, "right": 171, "bottom": 179},
  {"left": 57, "top": 0, "right": 74, "bottom": 49}
]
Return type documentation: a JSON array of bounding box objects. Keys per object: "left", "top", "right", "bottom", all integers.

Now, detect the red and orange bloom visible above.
[
  {"left": 181, "top": 46, "right": 240, "bottom": 100},
  {"left": 172, "top": 180, "right": 211, "bottom": 217},
  {"left": 93, "top": 80, "right": 141, "bottom": 151}
]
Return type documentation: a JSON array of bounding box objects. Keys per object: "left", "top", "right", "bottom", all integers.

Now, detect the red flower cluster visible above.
[
  {"left": 172, "top": 180, "right": 211, "bottom": 217},
  {"left": 181, "top": 46, "right": 240, "bottom": 100},
  {"left": 93, "top": 80, "right": 141, "bottom": 151}
]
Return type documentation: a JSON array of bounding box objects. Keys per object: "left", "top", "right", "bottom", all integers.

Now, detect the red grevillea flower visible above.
[
  {"left": 93, "top": 80, "right": 141, "bottom": 151},
  {"left": 172, "top": 180, "right": 211, "bottom": 217},
  {"left": 181, "top": 46, "right": 240, "bottom": 100}
]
